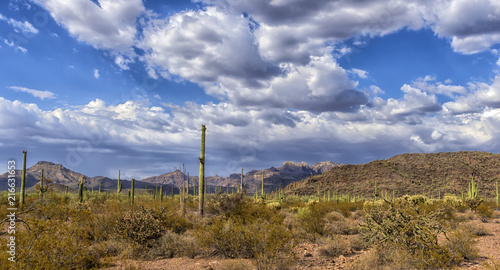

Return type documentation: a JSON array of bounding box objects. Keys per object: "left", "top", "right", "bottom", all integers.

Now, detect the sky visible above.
[{"left": 1, "top": 0, "right": 500, "bottom": 180}]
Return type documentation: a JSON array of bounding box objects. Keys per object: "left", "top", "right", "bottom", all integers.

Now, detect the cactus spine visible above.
[
  {"left": 117, "top": 170, "right": 122, "bottom": 193},
  {"left": 131, "top": 178, "right": 135, "bottom": 204},
  {"left": 79, "top": 177, "right": 84, "bottom": 203},
  {"left": 20, "top": 150, "right": 27, "bottom": 205},
  {"left": 199, "top": 124, "right": 206, "bottom": 216}
]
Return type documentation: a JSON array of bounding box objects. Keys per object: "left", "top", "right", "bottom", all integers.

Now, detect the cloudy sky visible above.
[{"left": 1, "top": 0, "right": 500, "bottom": 179}]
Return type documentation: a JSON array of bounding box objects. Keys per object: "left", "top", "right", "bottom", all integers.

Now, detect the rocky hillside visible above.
[{"left": 286, "top": 151, "right": 500, "bottom": 199}]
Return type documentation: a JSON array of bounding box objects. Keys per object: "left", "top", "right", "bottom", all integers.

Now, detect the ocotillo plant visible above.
[
  {"left": 117, "top": 170, "right": 122, "bottom": 193},
  {"left": 199, "top": 124, "right": 206, "bottom": 216},
  {"left": 79, "top": 177, "right": 84, "bottom": 203},
  {"left": 20, "top": 150, "right": 27, "bottom": 205},
  {"left": 131, "top": 178, "right": 135, "bottom": 204}
]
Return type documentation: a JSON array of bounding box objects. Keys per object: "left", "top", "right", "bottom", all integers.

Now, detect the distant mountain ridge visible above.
[
  {"left": 141, "top": 161, "right": 341, "bottom": 193},
  {"left": 286, "top": 151, "right": 500, "bottom": 199},
  {"left": 0, "top": 160, "right": 341, "bottom": 194}
]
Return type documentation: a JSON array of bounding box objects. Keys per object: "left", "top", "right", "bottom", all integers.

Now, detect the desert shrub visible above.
[
  {"left": 144, "top": 231, "right": 200, "bottom": 259},
  {"left": 354, "top": 242, "right": 416, "bottom": 270},
  {"left": 460, "top": 221, "right": 492, "bottom": 236},
  {"left": 444, "top": 228, "right": 479, "bottom": 264},
  {"left": 196, "top": 217, "right": 296, "bottom": 269},
  {"left": 349, "top": 234, "right": 369, "bottom": 251},
  {"left": 296, "top": 203, "right": 330, "bottom": 240},
  {"left": 476, "top": 203, "right": 493, "bottom": 222},
  {"left": 326, "top": 219, "right": 359, "bottom": 235},
  {"left": 114, "top": 207, "right": 163, "bottom": 246},
  {"left": 0, "top": 218, "right": 104, "bottom": 269},
  {"left": 206, "top": 192, "right": 247, "bottom": 217},
  {"left": 360, "top": 196, "right": 473, "bottom": 268},
  {"left": 317, "top": 235, "right": 348, "bottom": 258}
]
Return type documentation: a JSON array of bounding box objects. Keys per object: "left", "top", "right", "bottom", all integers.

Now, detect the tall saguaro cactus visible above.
[
  {"left": 117, "top": 170, "right": 122, "bottom": 193},
  {"left": 160, "top": 185, "right": 163, "bottom": 202},
  {"left": 199, "top": 124, "right": 206, "bottom": 216},
  {"left": 79, "top": 176, "right": 84, "bottom": 203},
  {"left": 240, "top": 168, "right": 244, "bottom": 192},
  {"left": 261, "top": 171, "right": 264, "bottom": 199},
  {"left": 20, "top": 150, "right": 27, "bottom": 205},
  {"left": 131, "top": 178, "right": 135, "bottom": 204}
]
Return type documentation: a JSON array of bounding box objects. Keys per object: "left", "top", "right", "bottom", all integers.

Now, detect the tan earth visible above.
[{"left": 104, "top": 212, "right": 500, "bottom": 270}]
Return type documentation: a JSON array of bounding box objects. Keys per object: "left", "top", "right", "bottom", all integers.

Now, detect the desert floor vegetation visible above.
[{"left": 1, "top": 189, "right": 499, "bottom": 270}]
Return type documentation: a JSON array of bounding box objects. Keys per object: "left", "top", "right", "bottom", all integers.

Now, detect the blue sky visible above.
[{"left": 1, "top": 0, "right": 500, "bottom": 179}]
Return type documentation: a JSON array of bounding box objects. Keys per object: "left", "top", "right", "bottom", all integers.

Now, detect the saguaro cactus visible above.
[
  {"left": 131, "top": 178, "right": 135, "bottom": 204},
  {"left": 99, "top": 182, "right": 102, "bottom": 193},
  {"left": 160, "top": 185, "right": 163, "bottom": 202},
  {"left": 20, "top": 150, "right": 27, "bottom": 205},
  {"left": 199, "top": 124, "right": 206, "bottom": 216},
  {"left": 117, "top": 170, "right": 122, "bottom": 193},
  {"left": 261, "top": 171, "right": 264, "bottom": 199},
  {"left": 38, "top": 169, "right": 49, "bottom": 202},
  {"left": 240, "top": 168, "right": 244, "bottom": 192},
  {"left": 79, "top": 176, "right": 84, "bottom": 203}
]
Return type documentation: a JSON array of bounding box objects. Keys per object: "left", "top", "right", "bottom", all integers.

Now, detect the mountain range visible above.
[{"left": 0, "top": 160, "right": 341, "bottom": 194}]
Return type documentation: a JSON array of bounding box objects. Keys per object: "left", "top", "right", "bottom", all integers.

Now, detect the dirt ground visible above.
[{"left": 104, "top": 212, "right": 500, "bottom": 270}]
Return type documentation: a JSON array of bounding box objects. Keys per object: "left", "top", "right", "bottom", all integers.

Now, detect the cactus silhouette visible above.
[
  {"left": 199, "top": 124, "right": 206, "bottom": 216},
  {"left": 20, "top": 150, "right": 27, "bottom": 205}
]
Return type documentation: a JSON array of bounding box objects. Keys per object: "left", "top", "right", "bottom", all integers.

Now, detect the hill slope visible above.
[{"left": 285, "top": 151, "right": 500, "bottom": 199}]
